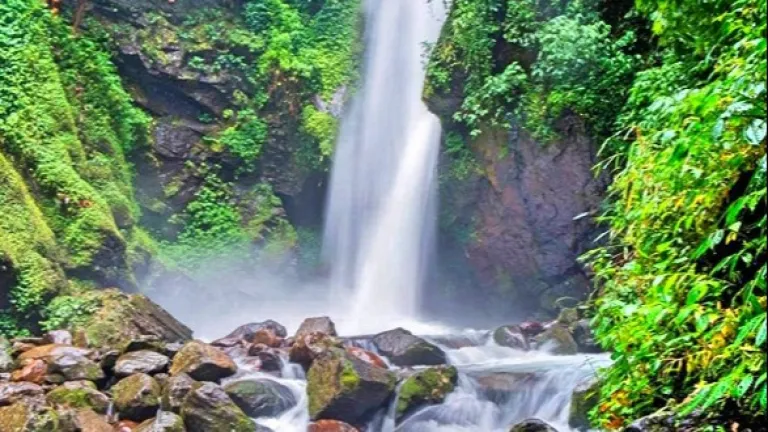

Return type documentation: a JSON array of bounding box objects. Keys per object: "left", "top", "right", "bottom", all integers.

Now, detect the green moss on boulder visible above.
[
  {"left": 396, "top": 366, "right": 458, "bottom": 421},
  {"left": 111, "top": 373, "right": 162, "bottom": 422}
]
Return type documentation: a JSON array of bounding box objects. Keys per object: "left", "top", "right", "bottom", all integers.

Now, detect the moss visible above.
[
  {"left": 340, "top": 359, "right": 360, "bottom": 392},
  {"left": 0, "top": 403, "right": 59, "bottom": 431},
  {"left": 46, "top": 386, "right": 110, "bottom": 413},
  {"left": 396, "top": 366, "right": 458, "bottom": 419}
]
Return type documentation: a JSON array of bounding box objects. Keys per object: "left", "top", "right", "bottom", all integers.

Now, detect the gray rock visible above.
[
  {"left": 372, "top": 328, "right": 447, "bottom": 366},
  {"left": 224, "top": 379, "right": 297, "bottom": 418},
  {"left": 509, "top": 418, "right": 559, "bottom": 432},
  {"left": 180, "top": 382, "right": 254, "bottom": 432},
  {"left": 295, "top": 317, "right": 337, "bottom": 338},
  {"left": 135, "top": 411, "right": 186, "bottom": 431},
  {"left": 112, "top": 373, "right": 162, "bottom": 422},
  {"left": 115, "top": 350, "right": 170, "bottom": 376}
]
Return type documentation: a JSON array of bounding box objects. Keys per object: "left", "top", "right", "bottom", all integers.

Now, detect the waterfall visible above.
[{"left": 323, "top": 0, "right": 446, "bottom": 334}]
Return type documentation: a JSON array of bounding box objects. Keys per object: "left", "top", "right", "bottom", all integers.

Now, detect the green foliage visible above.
[
  {"left": 0, "top": 0, "right": 148, "bottom": 335},
  {"left": 215, "top": 110, "right": 268, "bottom": 163},
  {"left": 40, "top": 293, "right": 102, "bottom": 332},
  {"left": 426, "top": 0, "right": 637, "bottom": 140},
  {"left": 585, "top": 0, "right": 767, "bottom": 428},
  {"left": 301, "top": 105, "right": 337, "bottom": 159},
  {"left": 442, "top": 131, "right": 482, "bottom": 182}
]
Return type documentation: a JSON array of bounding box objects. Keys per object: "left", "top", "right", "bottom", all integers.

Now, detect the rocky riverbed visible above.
[{"left": 0, "top": 291, "right": 609, "bottom": 432}]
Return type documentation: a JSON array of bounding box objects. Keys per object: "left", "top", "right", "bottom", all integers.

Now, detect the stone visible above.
[
  {"left": 43, "top": 330, "right": 73, "bottom": 346},
  {"left": 115, "top": 350, "right": 171, "bottom": 376},
  {"left": 493, "top": 325, "right": 530, "bottom": 350},
  {"left": 519, "top": 321, "right": 546, "bottom": 338},
  {"left": 307, "top": 348, "right": 397, "bottom": 425},
  {"left": 509, "top": 418, "right": 559, "bottom": 432},
  {"left": 180, "top": 382, "right": 254, "bottom": 432},
  {"left": 245, "top": 345, "right": 283, "bottom": 373},
  {"left": 10, "top": 360, "right": 47, "bottom": 384},
  {"left": 557, "top": 308, "right": 580, "bottom": 326},
  {"left": 170, "top": 340, "right": 236, "bottom": 382},
  {"left": 289, "top": 332, "right": 344, "bottom": 370},
  {"left": 533, "top": 325, "right": 578, "bottom": 355},
  {"left": 161, "top": 373, "right": 196, "bottom": 413},
  {"left": 115, "top": 420, "right": 140, "bottom": 431},
  {"left": 571, "top": 319, "right": 601, "bottom": 354},
  {"left": 296, "top": 317, "right": 338, "bottom": 338},
  {"left": 112, "top": 373, "right": 162, "bottom": 422},
  {"left": 308, "top": 420, "right": 359, "bottom": 432},
  {"left": 46, "top": 382, "right": 111, "bottom": 413},
  {"left": 0, "top": 382, "right": 44, "bottom": 406},
  {"left": 396, "top": 366, "right": 458, "bottom": 421},
  {"left": 220, "top": 321, "right": 287, "bottom": 343},
  {"left": 345, "top": 347, "right": 388, "bottom": 369},
  {"left": 17, "top": 345, "right": 104, "bottom": 382},
  {"left": 223, "top": 379, "right": 297, "bottom": 418},
  {"left": 66, "top": 409, "right": 113, "bottom": 432},
  {"left": 372, "top": 328, "right": 447, "bottom": 366},
  {"left": 0, "top": 402, "right": 59, "bottom": 431},
  {"left": 135, "top": 411, "right": 186, "bottom": 432},
  {"left": 122, "top": 336, "right": 166, "bottom": 354},
  {"left": 568, "top": 377, "right": 599, "bottom": 431}
]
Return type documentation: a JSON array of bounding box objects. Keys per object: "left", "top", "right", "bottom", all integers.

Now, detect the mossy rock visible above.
[
  {"left": 46, "top": 384, "right": 111, "bottom": 414},
  {"left": 111, "top": 373, "right": 162, "bottom": 422},
  {"left": 372, "top": 328, "right": 447, "bottom": 367},
  {"left": 161, "top": 373, "right": 197, "bottom": 413},
  {"left": 396, "top": 366, "right": 458, "bottom": 421},
  {"left": 180, "top": 382, "right": 254, "bottom": 432},
  {"left": 568, "top": 377, "right": 599, "bottom": 431},
  {"left": 73, "top": 290, "right": 193, "bottom": 350},
  {"left": 223, "top": 379, "right": 297, "bottom": 418},
  {"left": 0, "top": 402, "right": 59, "bottom": 431},
  {"left": 307, "top": 348, "right": 397, "bottom": 425}
]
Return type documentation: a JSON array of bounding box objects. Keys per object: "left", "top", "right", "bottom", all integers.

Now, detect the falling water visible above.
[{"left": 323, "top": 0, "right": 445, "bottom": 333}]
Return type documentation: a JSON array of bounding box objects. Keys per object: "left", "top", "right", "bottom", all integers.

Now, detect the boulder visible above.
[
  {"left": 112, "top": 373, "right": 162, "bottom": 421},
  {"left": 223, "top": 379, "right": 297, "bottom": 418},
  {"left": 509, "top": 418, "right": 559, "bottom": 432},
  {"left": 296, "top": 317, "right": 338, "bottom": 338},
  {"left": 372, "top": 328, "right": 447, "bottom": 366},
  {"left": 61, "top": 408, "right": 113, "bottom": 432},
  {"left": 180, "top": 382, "right": 254, "bottom": 432},
  {"left": 115, "top": 350, "right": 170, "bottom": 376},
  {"left": 218, "top": 321, "right": 287, "bottom": 345},
  {"left": 136, "top": 411, "right": 186, "bottom": 432},
  {"left": 46, "top": 381, "right": 111, "bottom": 413},
  {"left": 520, "top": 321, "right": 546, "bottom": 338},
  {"left": 308, "top": 420, "right": 359, "bottom": 431},
  {"left": 162, "top": 373, "right": 196, "bottom": 413},
  {"left": 557, "top": 308, "right": 580, "bottom": 326},
  {"left": 493, "top": 325, "right": 530, "bottom": 350},
  {"left": 289, "top": 332, "right": 344, "bottom": 370},
  {"left": 396, "top": 366, "right": 458, "bottom": 421},
  {"left": 307, "top": 348, "right": 397, "bottom": 424},
  {"left": 533, "top": 325, "right": 578, "bottom": 355},
  {"left": 0, "top": 401, "right": 59, "bottom": 431},
  {"left": 69, "top": 289, "right": 192, "bottom": 350},
  {"left": 568, "top": 377, "right": 599, "bottom": 431},
  {"left": 571, "top": 319, "right": 601, "bottom": 353},
  {"left": 170, "top": 341, "right": 236, "bottom": 382},
  {"left": 122, "top": 336, "right": 167, "bottom": 355},
  {"left": 245, "top": 345, "right": 283, "bottom": 373},
  {"left": 0, "top": 382, "right": 44, "bottom": 406},
  {"left": 17, "top": 345, "right": 103, "bottom": 382}
]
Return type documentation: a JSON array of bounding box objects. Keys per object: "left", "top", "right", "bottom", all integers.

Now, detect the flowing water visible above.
[{"left": 322, "top": 0, "right": 444, "bottom": 334}]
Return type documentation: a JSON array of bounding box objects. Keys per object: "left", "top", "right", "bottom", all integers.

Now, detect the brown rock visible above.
[
  {"left": 11, "top": 359, "right": 47, "bottom": 384},
  {"left": 289, "top": 332, "right": 343, "bottom": 370},
  {"left": 296, "top": 317, "right": 338, "bottom": 338},
  {"left": 308, "top": 420, "right": 359, "bottom": 432},
  {"left": 72, "top": 409, "right": 113, "bottom": 432},
  {"left": 169, "top": 341, "right": 236, "bottom": 382},
  {"left": 346, "top": 347, "right": 388, "bottom": 369}
]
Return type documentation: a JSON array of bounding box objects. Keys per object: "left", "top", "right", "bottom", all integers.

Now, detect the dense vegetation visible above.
[{"left": 427, "top": 0, "right": 766, "bottom": 428}]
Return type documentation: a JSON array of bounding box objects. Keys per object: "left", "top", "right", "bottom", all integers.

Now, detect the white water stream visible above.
[{"left": 322, "top": 0, "right": 444, "bottom": 334}]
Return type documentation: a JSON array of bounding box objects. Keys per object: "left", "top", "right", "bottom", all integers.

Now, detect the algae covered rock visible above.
[
  {"left": 112, "top": 373, "right": 162, "bottom": 421},
  {"left": 396, "top": 366, "right": 458, "bottom": 421},
  {"left": 136, "top": 411, "right": 186, "bottom": 432},
  {"left": 180, "top": 382, "right": 254, "bottom": 432},
  {"left": 533, "top": 325, "right": 578, "bottom": 355},
  {"left": 223, "top": 378, "right": 297, "bottom": 418},
  {"left": 372, "top": 328, "right": 446, "bottom": 366},
  {"left": 170, "top": 341, "right": 237, "bottom": 382},
  {"left": 46, "top": 381, "right": 111, "bottom": 413},
  {"left": 307, "top": 348, "right": 397, "bottom": 424}
]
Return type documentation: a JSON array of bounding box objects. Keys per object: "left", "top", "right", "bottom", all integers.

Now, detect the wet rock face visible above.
[
  {"left": 307, "top": 349, "right": 397, "bottom": 425},
  {"left": 396, "top": 366, "right": 458, "bottom": 421},
  {"left": 434, "top": 119, "right": 607, "bottom": 317},
  {"left": 223, "top": 378, "right": 297, "bottom": 418},
  {"left": 372, "top": 328, "right": 447, "bottom": 367}
]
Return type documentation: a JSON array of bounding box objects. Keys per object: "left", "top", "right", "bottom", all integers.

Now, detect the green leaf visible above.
[{"left": 745, "top": 119, "right": 767, "bottom": 145}]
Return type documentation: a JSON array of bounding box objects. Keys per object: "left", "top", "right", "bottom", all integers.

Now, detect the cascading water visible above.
[{"left": 323, "top": 0, "right": 445, "bottom": 334}]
